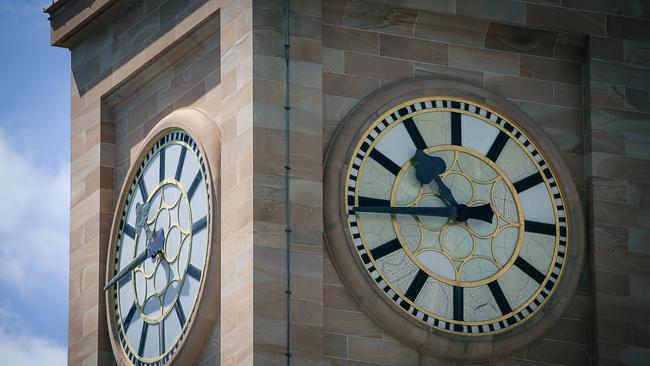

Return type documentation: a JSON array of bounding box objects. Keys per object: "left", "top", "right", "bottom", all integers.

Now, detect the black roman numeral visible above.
[
  {"left": 487, "top": 281, "right": 512, "bottom": 315},
  {"left": 403, "top": 118, "right": 427, "bottom": 150},
  {"left": 357, "top": 197, "right": 390, "bottom": 207},
  {"left": 451, "top": 112, "right": 462, "bottom": 146},
  {"left": 404, "top": 269, "right": 428, "bottom": 302},
  {"left": 187, "top": 170, "right": 202, "bottom": 200},
  {"left": 159, "top": 148, "right": 166, "bottom": 183},
  {"left": 138, "top": 322, "right": 148, "bottom": 357},
  {"left": 123, "top": 223, "right": 136, "bottom": 239},
  {"left": 453, "top": 286, "right": 463, "bottom": 331},
  {"left": 513, "top": 172, "right": 544, "bottom": 193},
  {"left": 175, "top": 146, "right": 187, "bottom": 181},
  {"left": 514, "top": 257, "right": 546, "bottom": 284},
  {"left": 159, "top": 319, "right": 165, "bottom": 355},
  {"left": 192, "top": 216, "right": 208, "bottom": 235},
  {"left": 175, "top": 302, "right": 186, "bottom": 327},
  {"left": 187, "top": 264, "right": 202, "bottom": 281},
  {"left": 370, "top": 238, "right": 402, "bottom": 260},
  {"left": 369, "top": 149, "right": 401, "bottom": 176},
  {"left": 486, "top": 131, "right": 509, "bottom": 162},
  {"left": 524, "top": 220, "right": 556, "bottom": 236},
  {"left": 138, "top": 179, "right": 148, "bottom": 201},
  {"left": 123, "top": 303, "right": 138, "bottom": 332}
]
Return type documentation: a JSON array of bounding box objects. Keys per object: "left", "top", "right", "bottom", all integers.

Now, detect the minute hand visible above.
[
  {"left": 353, "top": 206, "right": 456, "bottom": 217},
  {"left": 353, "top": 203, "right": 494, "bottom": 223},
  {"left": 103, "top": 250, "right": 149, "bottom": 291}
]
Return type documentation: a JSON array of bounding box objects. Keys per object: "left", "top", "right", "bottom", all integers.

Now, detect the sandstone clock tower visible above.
[{"left": 46, "top": 0, "right": 650, "bottom": 365}]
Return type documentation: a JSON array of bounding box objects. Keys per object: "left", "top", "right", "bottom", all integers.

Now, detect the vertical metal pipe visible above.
[{"left": 283, "top": 0, "right": 292, "bottom": 364}]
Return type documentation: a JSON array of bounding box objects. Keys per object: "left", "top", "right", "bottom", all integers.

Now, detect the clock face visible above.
[
  {"left": 345, "top": 98, "right": 568, "bottom": 335},
  {"left": 110, "top": 130, "right": 211, "bottom": 364}
]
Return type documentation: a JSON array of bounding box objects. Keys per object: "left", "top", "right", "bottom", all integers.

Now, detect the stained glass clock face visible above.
[
  {"left": 109, "top": 130, "right": 211, "bottom": 364},
  {"left": 345, "top": 98, "right": 568, "bottom": 335}
]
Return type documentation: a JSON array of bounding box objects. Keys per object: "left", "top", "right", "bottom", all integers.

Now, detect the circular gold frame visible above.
[
  {"left": 323, "top": 79, "right": 584, "bottom": 361},
  {"left": 385, "top": 145, "right": 525, "bottom": 288},
  {"left": 105, "top": 108, "right": 221, "bottom": 366}
]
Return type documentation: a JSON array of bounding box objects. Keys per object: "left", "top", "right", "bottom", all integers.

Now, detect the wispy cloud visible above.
[
  {"left": 0, "top": 128, "right": 68, "bottom": 289},
  {"left": 0, "top": 306, "right": 66, "bottom": 365},
  {"left": 0, "top": 127, "right": 69, "bottom": 358}
]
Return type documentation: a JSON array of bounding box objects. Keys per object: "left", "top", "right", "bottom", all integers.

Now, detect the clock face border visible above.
[
  {"left": 323, "top": 79, "right": 585, "bottom": 361},
  {"left": 105, "top": 108, "right": 221, "bottom": 366}
]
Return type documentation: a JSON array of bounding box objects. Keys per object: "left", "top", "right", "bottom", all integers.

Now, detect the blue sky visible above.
[{"left": 0, "top": 1, "right": 70, "bottom": 364}]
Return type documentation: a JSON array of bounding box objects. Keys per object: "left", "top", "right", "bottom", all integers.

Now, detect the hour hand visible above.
[
  {"left": 103, "top": 229, "right": 164, "bottom": 291},
  {"left": 413, "top": 150, "right": 457, "bottom": 206}
]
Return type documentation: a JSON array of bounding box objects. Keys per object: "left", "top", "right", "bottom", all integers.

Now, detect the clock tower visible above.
[{"left": 46, "top": 0, "right": 650, "bottom": 365}]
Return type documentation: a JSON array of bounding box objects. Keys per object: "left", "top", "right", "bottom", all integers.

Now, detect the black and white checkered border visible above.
[
  {"left": 345, "top": 99, "right": 567, "bottom": 335},
  {"left": 113, "top": 130, "right": 210, "bottom": 364}
]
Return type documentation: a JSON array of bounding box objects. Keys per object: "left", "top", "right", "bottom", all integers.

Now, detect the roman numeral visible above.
[
  {"left": 524, "top": 220, "right": 556, "bottom": 236},
  {"left": 187, "top": 264, "right": 202, "bottom": 281},
  {"left": 159, "top": 319, "right": 165, "bottom": 355},
  {"left": 403, "top": 118, "right": 427, "bottom": 150},
  {"left": 487, "top": 281, "right": 512, "bottom": 315},
  {"left": 485, "top": 131, "right": 509, "bottom": 162},
  {"left": 514, "top": 256, "right": 546, "bottom": 284},
  {"left": 451, "top": 112, "right": 462, "bottom": 146},
  {"left": 138, "top": 322, "right": 148, "bottom": 357},
  {"left": 138, "top": 179, "right": 148, "bottom": 201},
  {"left": 123, "top": 223, "right": 136, "bottom": 239},
  {"left": 187, "top": 170, "right": 202, "bottom": 200},
  {"left": 513, "top": 172, "right": 544, "bottom": 193},
  {"left": 192, "top": 216, "right": 208, "bottom": 235},
  {"left": 159, "top": 148, "right": 165, "bottom": 183},
  {"left": 453, "top": 286, "right": 463, "bottom": 321},
  {"left": 369, "top": 149, "right": 401, "bottom": 176},
  {"left": 370, "top": 238, "right": 402, "bottom": 260},
  {"left": 404, "top": 269, "right": 428, "bottom": 302},
  {"left": 175, "top": 302, "right": 186, "bottom": 327},
  {"left": 357, "top": 196, "right": 390, "bottom": 207},
  {"left": 123, "top": 303, "right": 137, "bottom": 332},
  {"left": 175, "top": 146, "right": 187, "bottom": 181}
]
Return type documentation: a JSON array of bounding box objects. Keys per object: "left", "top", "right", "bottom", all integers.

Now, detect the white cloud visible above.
[
  {"left": 0, "top": 128, "right": 69, "bottom": 290},
  {"left": 0, "top": 306, "right": 66, "bottom": 365}
]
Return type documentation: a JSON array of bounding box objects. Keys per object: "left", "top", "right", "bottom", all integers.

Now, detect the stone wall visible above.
[
  {"left": 66, "top": 0, "right": 226, "bottom": 364},
  {"left": 321, "top": 1, "right": 590, "bottom": 365},
  {"left": 53, "top": 0, "right": 650, "bottom": 365},
  {"left": 319, "top": 1, "right": 650, "bottom": 365},
  {"left": 251, "top": 1, "right": 324, "bottom": 364}
]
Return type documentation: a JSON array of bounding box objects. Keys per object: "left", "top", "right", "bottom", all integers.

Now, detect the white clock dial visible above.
[
  {"left": 111, "top": 130, "right": 210, "bottom": 364},
  {"left": 346, "top": 98, "right": 568, "bottom": 335}
]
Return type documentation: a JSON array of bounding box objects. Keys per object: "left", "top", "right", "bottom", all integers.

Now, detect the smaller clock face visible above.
[
  {"left": 345, "top": 98, "right": 569, "bottom": 335},
  {"left": 111, "top": 130, "right": 210, "bottom": 364}
]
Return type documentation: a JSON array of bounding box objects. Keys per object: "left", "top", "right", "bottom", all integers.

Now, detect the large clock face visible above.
[
  {"left": 110, "top": 130, "right": 211, "bottom": 364},
  {"left": 345, "top": 97, "right": 568, "bottom": 335}
]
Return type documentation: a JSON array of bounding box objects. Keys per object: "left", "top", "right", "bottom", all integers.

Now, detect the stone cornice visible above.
[{"left": 44, "top": 0, "right": 120, "bottom": 48}]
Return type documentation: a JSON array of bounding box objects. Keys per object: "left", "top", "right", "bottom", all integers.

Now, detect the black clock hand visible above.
[
  {"left": 433, "top": 176, "right": 458, "bottom": 206},
  {"left": 455, "top": 203, "right": 494, "bottom": 223},
  {"left": 353, "top": 203, "right": 494, "bottom": 223},
  {"left": 413, "top": 150, "right": 458, "bottom": 206},
  {"left": 354, "top": 205, "right": 456, "bottom": 217},
  {"left": 103, "top": 228, "right": 165, "bottom": 291}
]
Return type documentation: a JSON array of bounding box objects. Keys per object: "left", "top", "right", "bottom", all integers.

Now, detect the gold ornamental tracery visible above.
[{"left": 389, "top": 145, "right": 525, "bottom": 287}]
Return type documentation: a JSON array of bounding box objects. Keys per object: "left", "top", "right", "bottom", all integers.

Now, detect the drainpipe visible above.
[{"left": 283, "top": 0, "right": 292, "bottom": 364}]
